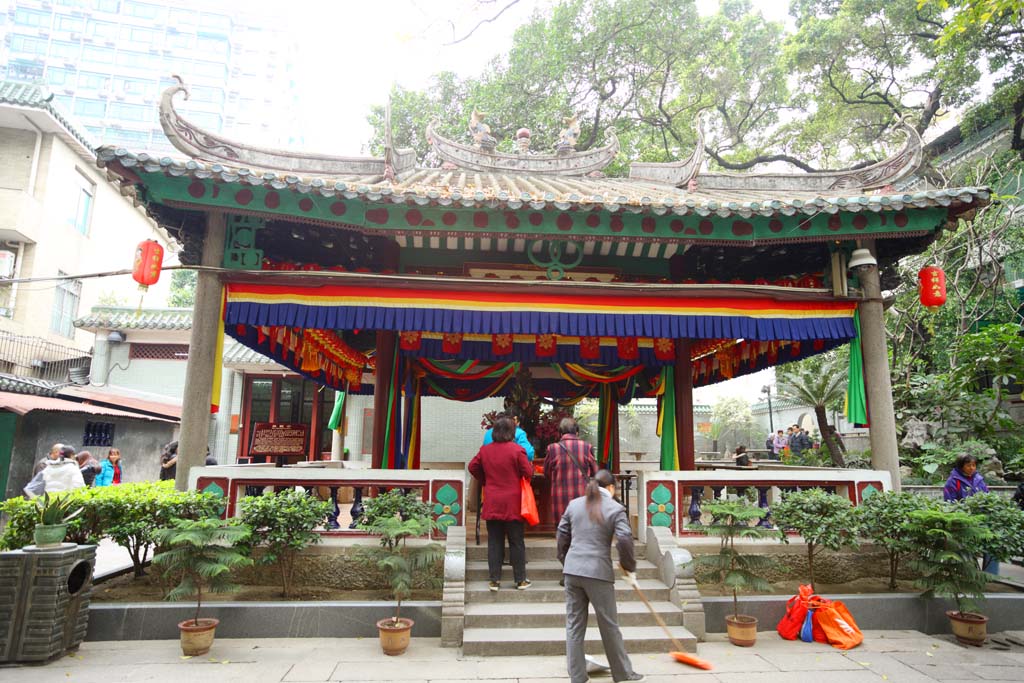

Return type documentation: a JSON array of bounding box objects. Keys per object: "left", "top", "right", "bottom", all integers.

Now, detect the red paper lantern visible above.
[
  {"left": 918, "top": 266, "right": 946, "bottom": 309},
  {"left": 132, "top": 239, "right": 163, "bottom": 287}
]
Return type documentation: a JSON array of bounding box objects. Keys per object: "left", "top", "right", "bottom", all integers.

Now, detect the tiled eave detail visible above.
[
  {"left": 98, "top": 146, "right": 989, "bottom": 220},
  {"left": 74, "top": 308, "right": 193, "bottom": 332}
]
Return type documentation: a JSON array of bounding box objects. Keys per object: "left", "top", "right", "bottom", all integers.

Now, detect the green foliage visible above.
[
  {"left": 356, "top": 494, "right": 441, "bottom": 625},
  {"left": 688, "top": 499, "right": 776, "bottom": 618},
  {"left": 959, "top": 492, "right": 1024, "bottom": 562},
  {"left": 168, "top": 269, "right": 197, "bottom": 308},
  {"left": 855, "top": 491, "right": 938, "bottom": 589},
  {"left": 906, "top": 439, "right": 994, "bottom": 481},
  {"left": 906, "top": 507, "right": 992, "bottom": 615},
  {"left": 358, "top": 489, "right": 435, "bottom": 550},
  {"left": 776, "top": 354, "right": 848, "bottom": 466},
  {"left": 708, "top": 397, "right": 758, "bottom": 453},
  {"left": 237, "top": 489, "right": 331, "bottom": 597},
  {"left": 152, "top": 517, "right": 252, "bottom": 625},
  {"left": 772, "top": 488, "right": 858, "bottom": 590},
  {"left": 35, "top": 492, "right": 84, "bottom": 526}
]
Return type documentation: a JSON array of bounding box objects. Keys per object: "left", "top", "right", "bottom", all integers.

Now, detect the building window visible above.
[
  {"left": 50, "top": 41, "right": 82, "bottom": 62},
  {"left": 86, "top": 20, "right": 118, "bottom": 40},
  {"left": 73, "top": 98, "right": 106, "bottom": 118},
  {"left": 69, "top": 171, "right": 95, "bottom": 235},
  {"left": 199, "top": 12, "right": 232, "bottom": 32},
  {"left": 78, "top": 71, "right": 111, "bottom": 90},
  {"left": 193, "top": 61, "right": 227, "bottom": 79},
  {"left": 82, "top": 46, "right": 116, "bottom": 64},
  {"left": 190, "top": 86, "right": 225, "bottom": 105},
  {"left": 119, "top": 25, "right": 156, "bottom": 45},
  {"left": 115, "top": 51, "right": 159, "bottom": 71},
  {"left": 108, "top": 102, "right": 151, "bottom": 122},
  {"left": 113, "top": 76, "right": 155, "bottom": 96},
  {"left": 93, "top": 0, "right": 121, "bottom": 12},
  {"left": 47, "top": 67, "right": 72, "bottom": 86},
  {"left": 128, "top": 344, "right": 189, "bottom": 360},
  {"left": 105, "top": 128, "right": 151, "bottom": 146},
  {"left": 83, "top": 422, "right": 115, "bottom": 448},
  {"left": 14, "top": 9, "right": 51, "bottom": 27},
  {"left": 10, "top": 36, "right": 49, "bottom": 56},
  {"left": 51, "top": 273, "right": 82, "bottom": 338},
  {"left": 55, "top": 15, "right": 85, "bottom": 32},
  {"left": 123, "top": 1, "right": 164, "bottom": 20},
  {"left": 10, "top": 61, "right": 46, "bottom": 81}
]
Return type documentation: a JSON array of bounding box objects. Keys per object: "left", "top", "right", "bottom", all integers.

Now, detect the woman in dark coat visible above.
[{"left": 468, "top": 416, "right": 533, "bottom": 591}]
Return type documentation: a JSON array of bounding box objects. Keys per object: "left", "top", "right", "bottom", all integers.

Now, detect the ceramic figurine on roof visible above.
[
  {"left": 515, "top": 128, "right": 531, "bottom": 154},
  {"left": 469, "top": 109, "right": 497, "bottom": 152},
  {"left": 556, "top": 115, "right": 581, "bottom": 155}
]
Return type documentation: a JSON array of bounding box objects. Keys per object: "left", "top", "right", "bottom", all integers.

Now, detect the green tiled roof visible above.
[
  {"left": 0, "top": 372, "right": 60, "bottom": 397},
  {"left": 74, "top": 307, "right": 193, "bottom": 332},
  {"left": 0, "top": 81, "right": 94, "bottom": 152},
  {"left": 223, "top": 340, "right": 278, "bottom": 366},
  {"left": 96, "top": 145, "right": 989, "bottom": 219}
]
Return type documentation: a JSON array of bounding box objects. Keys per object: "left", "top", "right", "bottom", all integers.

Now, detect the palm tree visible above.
[{"left": 776, "top": 356, "right": 847, "bottom": 467}]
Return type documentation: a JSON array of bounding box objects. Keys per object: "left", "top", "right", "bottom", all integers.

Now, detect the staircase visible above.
[{"left": 461, "top": 541, "right": 698, "bottom": 656}]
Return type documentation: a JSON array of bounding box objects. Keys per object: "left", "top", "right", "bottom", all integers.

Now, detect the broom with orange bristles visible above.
[{"left": 626, "top": 572, "right": 713, "bottom": 670}]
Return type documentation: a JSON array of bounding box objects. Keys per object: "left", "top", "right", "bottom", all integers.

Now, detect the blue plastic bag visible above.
[{"left": 800, "top": 607, "right": 815, "bottom": 642}]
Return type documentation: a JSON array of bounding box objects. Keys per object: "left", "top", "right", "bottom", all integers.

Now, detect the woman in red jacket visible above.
[{"left": 468, "top": 416, "right": 534, "bottom": 591}]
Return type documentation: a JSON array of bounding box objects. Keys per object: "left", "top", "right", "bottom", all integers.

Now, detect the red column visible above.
[
  {"left": 371, "top": 330, "right": 397, "bottom": 469},
  {"left": 674, "top": 339, "right": 695, "bottom": 470}
]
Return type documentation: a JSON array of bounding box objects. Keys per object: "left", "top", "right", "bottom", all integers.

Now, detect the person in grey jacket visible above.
[{"left": 556, "top": 469, "right": 644, "bottom": 683}]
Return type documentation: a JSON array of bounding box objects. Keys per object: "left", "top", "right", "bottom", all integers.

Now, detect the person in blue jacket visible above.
[
  {"left": 95, "top": 448, "right": 123, "bottom": 487},
  {"left": 483, "top": 412, "right": 535, "bottom": 461}
]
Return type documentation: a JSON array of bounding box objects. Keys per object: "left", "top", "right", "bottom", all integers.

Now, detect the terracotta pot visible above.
[
  {"left": 178, "top": 618, "right": 219, "bottom": 656},
  {"left": 725, "top": 614, "right": 758, "bottom": 647},
  {"left": 946, "top": 610, "right": 988, "bottom": 647},
  {"left": 376, "top": 617, "right": 414, "bottom": 656},
  {"left": 33, "top": 523, "right": 68, "bottom": 548}
]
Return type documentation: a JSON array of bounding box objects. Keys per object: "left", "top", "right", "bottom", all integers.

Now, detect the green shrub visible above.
[
  {"left": 906, "top": 507, "right": 991, "bottom": 615},
  {"left": 772, "top": 488, "right": 858, "bottom": 590},
  {"left": 237, "top": 488, "right": 332, "bottom": 597},
  {"left": 855, "top": 491, "right": 937, "bottom": 589},
  {"left": 152, "top": 517, "right": 252, "bottom": 625},
  {"left": 960, "top": 492, "right": 1024, "bottom": 563},
  {"left": 358, "top": 489, "right": 435, "bottom": 549}
]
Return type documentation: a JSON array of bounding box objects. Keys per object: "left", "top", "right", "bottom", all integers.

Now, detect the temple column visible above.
[
  {"left": 371, "top": 330, "right": 397, "bottom": 469},
  {"left": 175, "top": 211, "right": 226, "bottom": 490},
  {"left": 213, "top": 367, "right": 235, "bottom": 464},
  {"left": 857, "top": 240, "right": 901, "bottom": 491},
  {"left": 674, "top": 339, "right": 695, "bottom": 470}
]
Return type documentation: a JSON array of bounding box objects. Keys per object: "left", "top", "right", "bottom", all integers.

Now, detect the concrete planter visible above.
[{"left": 725, "top": 614, "right": 757, "bottom": 647}]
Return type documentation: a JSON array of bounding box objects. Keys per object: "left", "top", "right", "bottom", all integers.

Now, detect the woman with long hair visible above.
[
  {"left": 557, "top": 469, "right": 644, "bottom": 683},
  {"left": 468, "top": 416, "right": 534, "bottom": 591},
  {"left": 95, "top": 448, "right": 123, "bottom": 487}
]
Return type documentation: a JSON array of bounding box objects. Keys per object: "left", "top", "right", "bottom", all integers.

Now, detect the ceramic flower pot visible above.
[
  {"left": 376, "top": 617, "right": 414, "bottom": 656},
  {"left": 946, "top": 610, "right": 988, "bottom": 647},
  {"left": 725, "top": 614, "right": 758, "bottom": 647},
  {"left": 178, "top": 618, "right": 219, "bottom": 656},
  {"left": 33, "top": 523, "right": 68, "bottom": 548}
]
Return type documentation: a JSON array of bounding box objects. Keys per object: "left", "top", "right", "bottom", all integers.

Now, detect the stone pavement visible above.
[{"left": 3, "top": 630, "right": 1023, "bottom": 683}]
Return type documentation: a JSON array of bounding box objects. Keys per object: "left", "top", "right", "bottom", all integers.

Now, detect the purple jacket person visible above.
[{"left": 943, "top": 454, "right": 989, "bottom": 502}]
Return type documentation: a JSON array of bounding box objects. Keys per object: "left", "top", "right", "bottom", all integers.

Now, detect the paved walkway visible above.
[{"left": 4, "top": 631, "right": 1023, "bottom": 682}]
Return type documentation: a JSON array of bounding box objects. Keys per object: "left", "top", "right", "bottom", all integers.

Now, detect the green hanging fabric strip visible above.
[
  {"left": 327, "top": 385, "right": 347, "bottom": 431},
  {"left": 846, "top": 309, "right": 868, "bottom": 426},
  {"left": 659, "top": 367, "right": 679, "bottom": 470},
  {"left": 597, "top": 384, "right": 610, "bottom": 469}
]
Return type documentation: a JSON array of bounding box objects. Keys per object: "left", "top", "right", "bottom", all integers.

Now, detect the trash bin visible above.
[{"left": 0, "top": 543, "right": 96, "bottom": 663}]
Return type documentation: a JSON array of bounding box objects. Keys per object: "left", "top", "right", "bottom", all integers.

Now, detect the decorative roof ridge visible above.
[
  {"left": 629, "top": 111, "right": 706, "bottom": 187},
  {"left": 695, "top": 120, "right": 924, "bottom": 193},
  {"left": 158, "top": 76, "right": 415, "bottom": 178},
  {"left": 74, "top": 306, "right": 194, "bottom": 331},
  {"left": 0, "top": 371, "right": 63, "bottom": 397},
  {"left": 426, "top": 119, "right": 619, "bottom": 176}
]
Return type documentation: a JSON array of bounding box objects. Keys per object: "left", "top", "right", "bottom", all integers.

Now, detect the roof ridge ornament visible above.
[
  {"left": 427, "top": 119, "right": 619, "bottom": 175},
  {"left": 628, "top": 111, "right": 706, "bottom": 187},
  {"left": 158, "top": 76, "right": 415, "bottom": 178},
  {"left": 697, "top": 118, "right": 925, "bottom": 193}
]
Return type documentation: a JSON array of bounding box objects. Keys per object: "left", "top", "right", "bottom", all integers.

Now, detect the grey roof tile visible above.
[
  {"left": 74, "top": 307, "right": 193, "bottom": 332},
  {"left": 0, "top": 80, "right": 94, "bottom": 152}
]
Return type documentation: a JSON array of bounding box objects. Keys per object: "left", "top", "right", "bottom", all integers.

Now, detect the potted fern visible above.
[
  {"left": 152, "top": 517, "right": 252, "bottom": 656},
  {"left": 33, "top": 492, "right": 84, "bottom": 548},
  {"left": 358, "top": 491, "right": 442, "bottom": 656},
  {"left": 906, "top": 507, "right": 992, "bottom": 646},
  {"left": 688, "top": 497, "right": 775, "bottom": 646}
]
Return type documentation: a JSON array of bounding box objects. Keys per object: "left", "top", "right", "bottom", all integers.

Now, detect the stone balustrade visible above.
[
  {"left": 637, "top": 468, "right": 892, "bottom": 538},
  {"left": 188, "top": 464, "right": 466, "bottom": 541}
]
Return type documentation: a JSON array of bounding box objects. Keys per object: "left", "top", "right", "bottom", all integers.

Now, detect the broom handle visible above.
[{"left": 631, "top": 582, "right": 687, "bottom": 652}]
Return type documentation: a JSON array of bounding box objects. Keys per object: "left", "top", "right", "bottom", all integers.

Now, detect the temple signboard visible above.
[{"left": 250, "top": 422, "right": 308, "bottom": 458}]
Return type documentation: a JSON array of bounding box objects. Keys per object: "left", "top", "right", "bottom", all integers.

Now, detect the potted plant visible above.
[
  {"left": 688, "top": 497, "right": 775, "bottom": 646},
  {"left": 33, "top": 492, "right": 84, "bottom": 548},
  {"left": 152, "top": 517, "right": 252, "bottom": 656},
  {"left": 771, "top": 488, "right": 857, "bottom": 591},
  {"left": 906, "top": 507, "right": 992, "bottom": 646},
  {"left": 358, "top": 491, "right": 442, "bottom": 656}
]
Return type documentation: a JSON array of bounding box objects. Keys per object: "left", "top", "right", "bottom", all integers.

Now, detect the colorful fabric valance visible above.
[{"left": 225, "top": 282, "right": 858, "bottom": 342}]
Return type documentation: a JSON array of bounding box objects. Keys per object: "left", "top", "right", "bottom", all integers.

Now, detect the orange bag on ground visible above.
[
  {"left": 813, "top": 600, "right": 863, "bottom": 649},
  {"left": 520, "top": 478, "right": 540, "bottom": 526}
]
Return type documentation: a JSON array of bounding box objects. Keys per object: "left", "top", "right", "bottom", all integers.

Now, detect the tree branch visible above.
[
  {"left": 445, "top": 0, "right": 522, "bottom": 46},
  {"left": 706, "top": 148, "right": 819, "bottom": 173}
]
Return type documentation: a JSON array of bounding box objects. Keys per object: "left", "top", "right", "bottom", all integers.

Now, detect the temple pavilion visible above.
[{"left": 98, "top": 79, "right": 989, "bottom": 492}]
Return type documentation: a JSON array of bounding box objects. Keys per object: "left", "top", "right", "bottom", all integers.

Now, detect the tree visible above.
[
  {"left": 856, "top": 491, "right": 936, "bottom": 589},
  {"left": 708, "top": 396, "right": 757, "bottom": 454},
  {"left": 776, "top": 355, "right": 848, "bottom": 466},
  {"left": 169, "top": 269, "right": 197, "bottom": 308},
  {"left": 773, "top": 488, "right": 858, "bottom": 591}
]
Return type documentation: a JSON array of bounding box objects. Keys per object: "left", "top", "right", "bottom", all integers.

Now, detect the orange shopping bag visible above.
[
  {"left": 520, "top": 478, "right": 540, "bottom": 526},
  {"left": 814, "top": 600, "right": 863, "bottom": 649}
]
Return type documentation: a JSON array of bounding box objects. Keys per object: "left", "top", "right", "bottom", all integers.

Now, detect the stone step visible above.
[
  {"left": 461, "top": 624, "right": 698, "bottom": 656},
  {"left": 465, "top": 599, "right": 682, "bottom": 628},
  {"left": 465, "top": 543, "right": 645, "bottom": 562},
  {"left": 465, "top": 578, "right": 670, "bottom": 604},
  {"left": 466, "top": 559, "right": 661, "bottom": 582}
]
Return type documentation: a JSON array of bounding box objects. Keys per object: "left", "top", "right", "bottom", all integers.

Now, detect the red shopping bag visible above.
[
  {"left": 777, "top": 595, "right": 807, "bottom": 640},
  {"left": 520, "top": 478, "right": 540, "bottom": 526}
]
